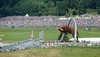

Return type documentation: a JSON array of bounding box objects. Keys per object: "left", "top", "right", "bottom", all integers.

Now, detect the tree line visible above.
[{"left": 0, "top": 0, "right": 100, "bottom": 17}]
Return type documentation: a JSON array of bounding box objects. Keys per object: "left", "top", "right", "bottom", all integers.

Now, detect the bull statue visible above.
[{"left": 57, "top": 25, "right": 79, "bottom": 42}]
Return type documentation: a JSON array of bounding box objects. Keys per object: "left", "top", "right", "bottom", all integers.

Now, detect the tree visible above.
[
  {"left": 56, "top": 1, "right": 68, "bottom": 16},
  {"left": 0, "top": 0, "right": 99, "bottom": 17},
  {"left": 72, "top": 9, "right": 78, "bottom": 15},
  {"left": 14, "top": 0, "right": 46, "bottom": 16}
]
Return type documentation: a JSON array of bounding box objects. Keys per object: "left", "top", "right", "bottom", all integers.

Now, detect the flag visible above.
[
  {"left": 30, "top": 30, "right": 34, "bottom": 38},
  {"left": 39, "top": 30, "right": 44, "bottom": 38}
]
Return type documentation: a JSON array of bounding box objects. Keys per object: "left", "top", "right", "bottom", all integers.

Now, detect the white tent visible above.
[
  {"left": 70, "top": 38, "right": 100, "bottom": 43},
  {"left": 59, "top": 18, "right": 67, "bottom": 20},
  {"left": 25, "top": 14, "right": 29, "bottom": 17}
]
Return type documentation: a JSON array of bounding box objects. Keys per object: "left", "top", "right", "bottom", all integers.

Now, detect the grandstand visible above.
[{"left": 0, "top": 15, "right": 100, "bottom": 27}]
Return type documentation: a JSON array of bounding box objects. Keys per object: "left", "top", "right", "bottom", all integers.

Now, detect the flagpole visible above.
[
  {"left": 39, "top": 30, "right": 44, "bottom": 38},
  {"left": 30, "top": 30, "right": 34, "bottom": 40}
]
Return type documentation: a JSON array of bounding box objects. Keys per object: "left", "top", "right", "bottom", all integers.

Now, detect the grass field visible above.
[
  {"left": 0, "top": 47, "right": 100, "bottom": 57},
  {"left": 0, "top": 26, "right": 100, "bottom": 43},
  {"left": 0, "top": 26, "right": 100, "bottom": 57}
]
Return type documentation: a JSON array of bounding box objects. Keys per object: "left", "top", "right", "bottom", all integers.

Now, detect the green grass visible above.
[
  {"left": 0, "top": 26, "right": 100, "bottom": 43},
  {"left": 0, "top": 47, "right": 100, "bottom": 57},
  {"left": 0, "top": 27, "right": 100, "bottom": 57}
]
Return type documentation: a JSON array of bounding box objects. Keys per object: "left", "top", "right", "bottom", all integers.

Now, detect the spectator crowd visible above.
[{"left": 0, "top": 14, "right": 100, "bottom": 27}]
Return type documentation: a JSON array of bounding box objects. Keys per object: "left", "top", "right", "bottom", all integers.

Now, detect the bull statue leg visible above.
[
  {"left": 58, "top": 32, "right": 68, "bottom": 42},
  {"left": 58, "top": 32, "right": 63, "bottom": 40},
  {"left": 60, "top": 33, "right": 65, "bottom": 41},
  {"left": 76, "top": 35, "right": 79, "bottom": 42}
]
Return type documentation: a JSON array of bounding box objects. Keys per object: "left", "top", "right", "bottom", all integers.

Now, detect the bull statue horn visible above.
[{"left": 56, "top": 27, "right": 64, "bottom": 31}]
